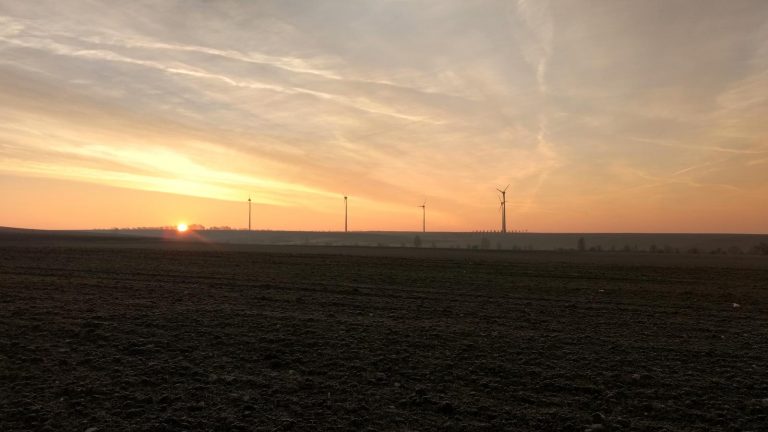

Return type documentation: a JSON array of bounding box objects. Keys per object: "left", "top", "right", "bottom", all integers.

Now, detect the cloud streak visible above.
[{"left": 0, "top": 31, "right": 436, "bottom": 124}]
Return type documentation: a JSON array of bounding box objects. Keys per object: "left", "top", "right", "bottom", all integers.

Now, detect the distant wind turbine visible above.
[
  {"left": 418, "top": 200, "right": 426, "bottom": 233},
  {"left": 496, "top": 185, "right": 509, "bottom": 233},
  {"left": 248, "top": 195, "right": 252, "bottom": 231},
  {"left": 344, "top": 195, "right": 348, "bottom": 233}
]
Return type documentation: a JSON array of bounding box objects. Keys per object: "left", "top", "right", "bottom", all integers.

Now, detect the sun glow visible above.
[{"left": 177, "top": 223, "right": 188, "bottom": 232}]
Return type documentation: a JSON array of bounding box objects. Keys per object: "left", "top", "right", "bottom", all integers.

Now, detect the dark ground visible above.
[{"left": 1, "top": 232, "right": 767, "bottom": 431}]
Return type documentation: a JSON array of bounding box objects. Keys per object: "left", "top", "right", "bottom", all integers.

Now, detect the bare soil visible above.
[{"left": 1, "top": 232, "right": 767, "bottom": 431}]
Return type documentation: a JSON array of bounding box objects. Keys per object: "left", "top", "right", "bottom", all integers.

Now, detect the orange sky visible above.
[{"left": 1, "top": 1, "right": 767, "bottom": 233}]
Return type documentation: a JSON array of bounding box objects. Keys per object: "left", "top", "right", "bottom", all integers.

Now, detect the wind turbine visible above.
[
  {"left": 496, "top": 185, "right": 509, "bottom": 233},
  {"left": 418, "top": 200, "right": 426, "bottom": 233},
  {"left": 344, "top": 195, "right": 348, "bottom": 232},
  {"left": 248, "top": 195, "right": 252, "bottom": 231}
]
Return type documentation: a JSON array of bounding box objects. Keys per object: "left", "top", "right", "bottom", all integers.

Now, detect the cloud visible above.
[
  {"left": 0, "top": 28, "right": 436, "bottom": 123},
  {"left": 0, "top": 15, "right": 23, "bottom": 37},
  {"left": 512, "top": 0, "right": 553, "bottom": 93}
]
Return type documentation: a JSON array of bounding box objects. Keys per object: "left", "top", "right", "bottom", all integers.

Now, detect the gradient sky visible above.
[{"left": 1, "top": 1, "right": 767, "bottom": 232}]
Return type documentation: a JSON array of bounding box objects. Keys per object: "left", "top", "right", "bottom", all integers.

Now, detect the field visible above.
[
  {"left": 98, "top": 229, "right": 768, "bottom": 254},
  {"left": 1, "top": 231, "right": 767, "bottom": 431}
]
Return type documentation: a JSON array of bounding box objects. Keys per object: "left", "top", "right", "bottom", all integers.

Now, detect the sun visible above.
[{"left": 177, "top": 223, "right": 188, "bottom": 232}]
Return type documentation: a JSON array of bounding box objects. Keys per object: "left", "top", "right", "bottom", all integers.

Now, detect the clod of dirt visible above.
[
  {"left": 630, "top": 373, "right": 655, "bottom": 384},
  {"left": 437, "top": 401, "right": 456, "bottom": 415},
  {"left": 615, "top": 418, "right": 631, "bottom": 428},
  {"left": 591, "top": 412, "right": 605, "bottom": 424}
]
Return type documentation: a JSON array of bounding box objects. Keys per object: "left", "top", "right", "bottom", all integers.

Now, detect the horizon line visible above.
[{"left": 2, "top": 226, "right": 768, "bottom": 236}]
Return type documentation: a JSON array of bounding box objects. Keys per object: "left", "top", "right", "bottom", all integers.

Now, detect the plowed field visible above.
[{"left": 1, "top": 233, "right": 767, "bottom": 431}]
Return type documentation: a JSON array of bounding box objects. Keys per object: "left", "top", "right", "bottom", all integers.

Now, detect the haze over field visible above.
[{"left": 1, "top": 1, "right": 767, "bottom": 232}]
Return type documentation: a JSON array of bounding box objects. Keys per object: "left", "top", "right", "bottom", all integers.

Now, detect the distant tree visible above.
[
  {"left": 413, "top": 235, "right": 422, "bottom": 248},
  {"left": 577, "top": 237, "right": 586, "bottom": 252},
  {"left": 650, "top": 244, "right": 658, "bottom": 253},
  {"left": 727, "top": 246, "right": 743, "bottom": 255}
]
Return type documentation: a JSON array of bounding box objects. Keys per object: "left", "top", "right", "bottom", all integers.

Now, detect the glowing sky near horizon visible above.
[{"left": 1, "top": 0, "right": 767, "bottom": 232}]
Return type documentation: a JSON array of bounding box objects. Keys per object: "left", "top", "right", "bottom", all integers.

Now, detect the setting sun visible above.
[{"left": 177, "top": 223, "right": 188, "bottom": 232}]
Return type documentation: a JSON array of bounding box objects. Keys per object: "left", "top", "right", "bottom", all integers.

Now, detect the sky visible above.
[{"left": 1, "top": 0, "right": 767, "bottom": 233}]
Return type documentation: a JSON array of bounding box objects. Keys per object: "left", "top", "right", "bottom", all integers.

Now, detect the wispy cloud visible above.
[
  {"left": 0, "top": 31, "right": 436, "bottom": 123},
  {"left": 629, "top": 137, "right": 768, "bottom": 155},
  {"left": 513, "top": 0, "right": 553, "bottom": 94}
]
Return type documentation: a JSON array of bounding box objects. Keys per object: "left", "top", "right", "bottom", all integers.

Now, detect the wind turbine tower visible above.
[
  {"left": 496, "top": 185, "right": 509, "bottom": 233},
  {"left": 344, "top": 196, "right": 348, "bottom": 233},
  {"left": 418, "top": 201, "right": 426, "bottom": 233},
  {"left": 248, "top": 195, "right": 252, "bottom": 231}
]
